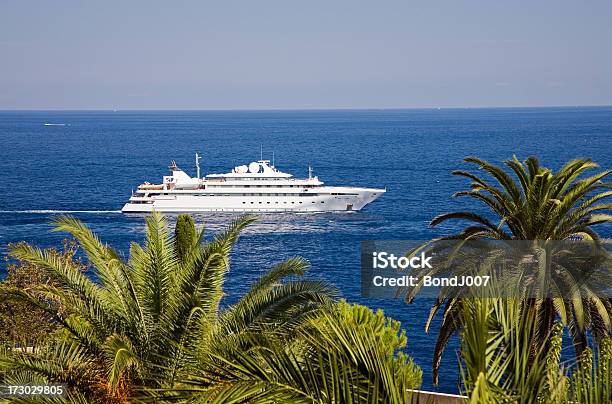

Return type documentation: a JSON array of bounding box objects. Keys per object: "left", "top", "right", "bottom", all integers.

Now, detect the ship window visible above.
[
  {"left": 267, "top": 202, "right": 270, "bottom": 204},
  {"left": 299, "top": 202, "right": 302, "bottom": 204},
  {"left": 242, "top": 202, "right": 246, "bottom": 204},
  {"left": 312, "top": 201, "right": 315, "bottom": 203},
  {"left": 321, "top": 201, "right": 325, "bottom": 203},
  {"left": 251, "top": 202, "right": 254, "bottom": 204}
]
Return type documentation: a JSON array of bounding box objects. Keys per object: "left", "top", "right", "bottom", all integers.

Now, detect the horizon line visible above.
[{"left": 1, "top": 103, "right": 612, "bottom": 112}]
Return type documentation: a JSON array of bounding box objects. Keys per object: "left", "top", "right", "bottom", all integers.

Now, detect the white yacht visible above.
[{"left": 122, "top": 154, "right": 385, "bottom": 213}]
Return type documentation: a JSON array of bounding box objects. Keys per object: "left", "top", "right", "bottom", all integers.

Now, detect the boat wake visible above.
[{"left": 0, "top": 210, "right": 121, "bottom": 214}]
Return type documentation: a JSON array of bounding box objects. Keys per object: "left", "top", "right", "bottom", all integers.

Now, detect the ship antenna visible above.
[
  {"left": 195, "top": 152, "right": 202, "bottom": 179},
  {"left": 308, "top": 164, "right": 313, "bottom": 179},
  {"left": 260, "top": 144, "right": 263, "bottom": 161},
  {"left": 272, "top": 151, "right": 275, "bottom": 167}
]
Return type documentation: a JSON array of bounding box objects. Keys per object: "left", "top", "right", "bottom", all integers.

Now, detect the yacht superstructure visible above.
[{"left": 122, "top": 154, "right": 385, "bottom": 213}]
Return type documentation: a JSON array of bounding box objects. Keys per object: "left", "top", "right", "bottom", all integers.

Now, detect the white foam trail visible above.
[
  {"left": 44, "top": 123, "right": 66, "bottom": 126},
  {"left": 0, "top": 210, "right": 121, "bottom": 214}
]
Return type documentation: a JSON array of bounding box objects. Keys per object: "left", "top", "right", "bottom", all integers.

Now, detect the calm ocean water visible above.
[{"left": 1, "top": 107, "right": 611, "bottom": 392}]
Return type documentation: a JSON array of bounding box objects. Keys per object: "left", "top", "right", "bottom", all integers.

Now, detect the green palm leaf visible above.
[{"left": 420, "top": 156, "right": 612, "bottom": 384}]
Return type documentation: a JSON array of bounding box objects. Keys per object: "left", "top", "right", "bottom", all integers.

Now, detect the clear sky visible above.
[{"left": 1, "top": 0, "right": 611, "bottom": 109}]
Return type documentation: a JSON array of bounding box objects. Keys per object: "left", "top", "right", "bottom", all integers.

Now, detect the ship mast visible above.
[{"left": 195, "top": 152, "right": 202, "bottom": 179}]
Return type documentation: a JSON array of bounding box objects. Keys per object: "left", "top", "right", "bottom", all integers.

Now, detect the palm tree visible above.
[
  {"left": 162, "top": 300, "right": 423, "bottom": 403},
  {"left": 408, "top": 156, "right": 612, "bottom": 384},
  {"left": 460, "top": 297, "right": 565, "bottom": 403},
  {"left": 0, "top": 213, "right": 338, "bottom": 402},
  {"left": 461, "top": 295, "right": 612, "bottom": 403}
]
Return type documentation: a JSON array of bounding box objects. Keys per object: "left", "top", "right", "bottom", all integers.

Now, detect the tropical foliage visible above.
[
  {"left": 461, "top": 297, "right": 611, "bottom": 403},
  {"left": 0, "top": 240, "right": 84, "bottom": 349},
  {"left": 162, "top": 300, "right": 422, "bottom": 403},
  {"left": 174, "top": 213, "right": 196, "bottom": 263},
  {"left": 406, "top": 156, "right": 612, "bottom": 383},
  {"left": 0, "top": 213, "right": 422, "bottom": 403}
]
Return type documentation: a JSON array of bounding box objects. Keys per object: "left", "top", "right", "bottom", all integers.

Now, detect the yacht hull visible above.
[{"left": 122, "top": 188, "right": 384, "bottom": 213}]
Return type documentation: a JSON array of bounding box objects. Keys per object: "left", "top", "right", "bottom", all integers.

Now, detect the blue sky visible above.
[{"left": 1, "top": 0, "right": 611, "bottom": 109}]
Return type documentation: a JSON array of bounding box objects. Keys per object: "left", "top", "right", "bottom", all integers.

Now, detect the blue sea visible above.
[{"left": 1, "top": 107, "right": 611, "bottom": 393}]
